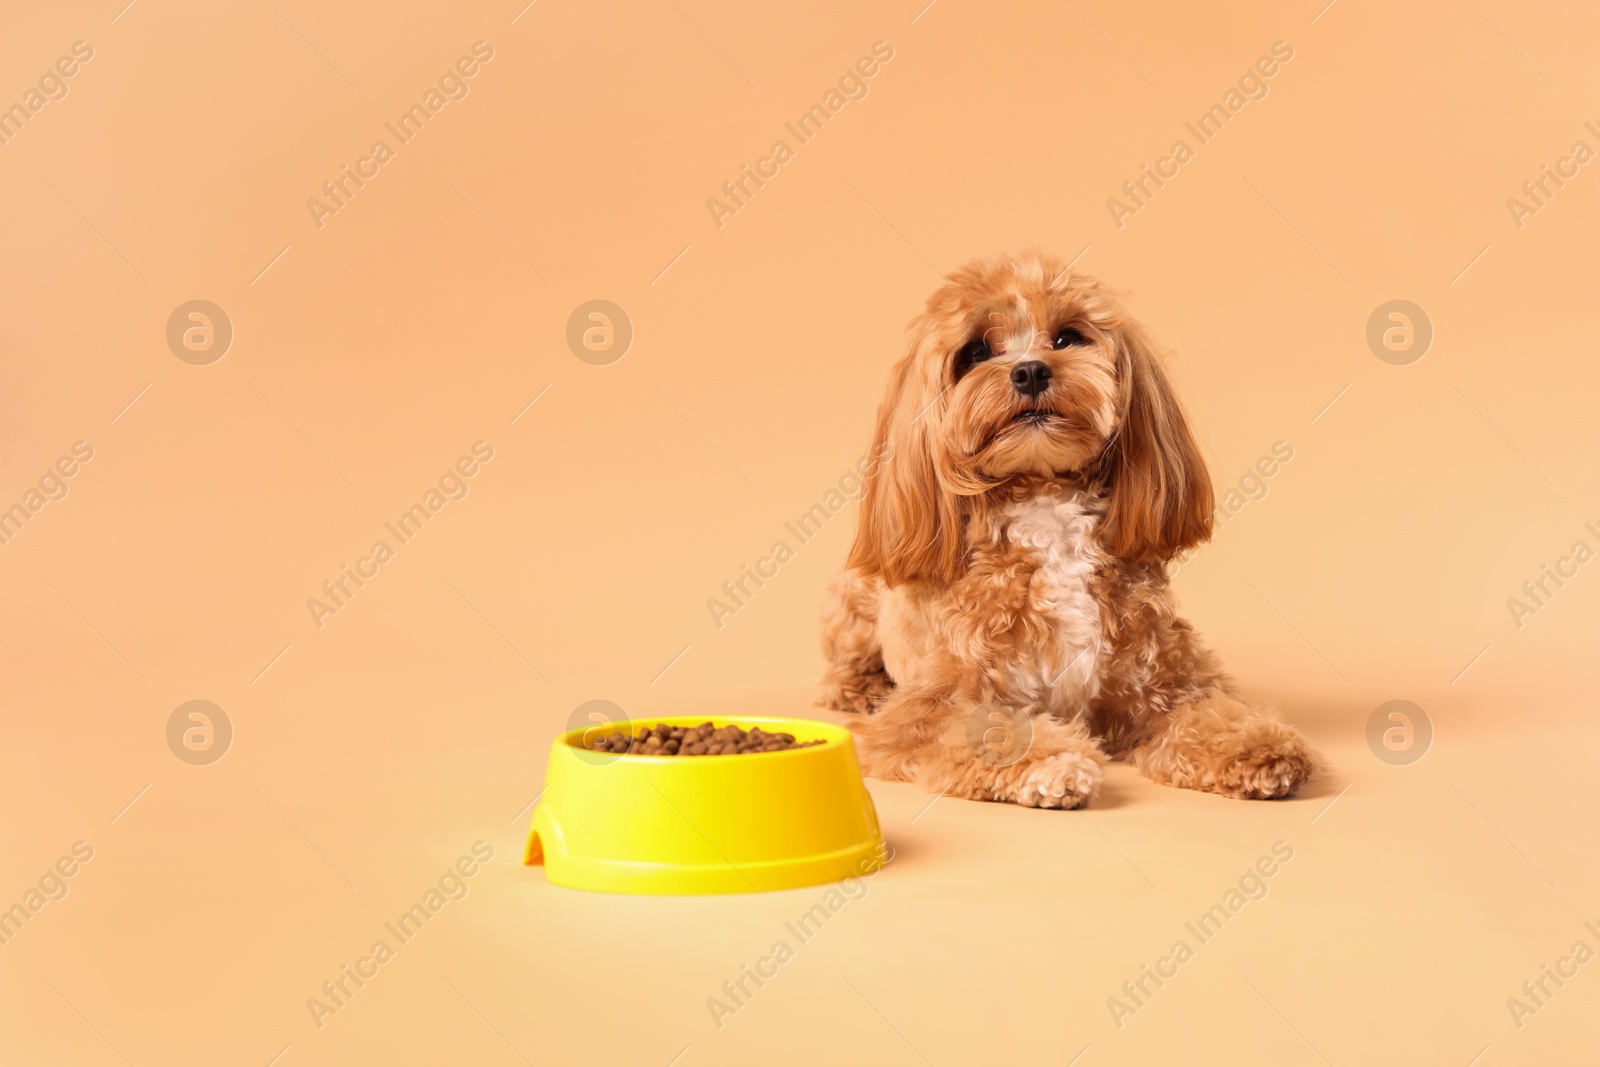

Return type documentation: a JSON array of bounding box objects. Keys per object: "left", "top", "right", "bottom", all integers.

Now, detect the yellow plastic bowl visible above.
[{"left": 525, "top": 715, "right": 885, "bottom": 895}]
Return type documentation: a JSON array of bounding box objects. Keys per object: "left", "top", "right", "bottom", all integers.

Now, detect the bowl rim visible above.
[{"left": 559, "top": 714, "right": 854, "bottom": 761}]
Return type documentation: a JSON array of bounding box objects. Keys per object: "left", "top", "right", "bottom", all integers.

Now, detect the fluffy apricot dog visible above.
[{"left": 820, "top": 251, "right": 1316, "bottom": 808}]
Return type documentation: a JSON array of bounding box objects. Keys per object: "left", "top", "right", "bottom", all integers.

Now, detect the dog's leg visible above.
[
  {"left": 1124, "top": 691, "right": 1316, "bottom": 800},
  {"left": 854, "top": 681, "right": 1105, "bottom": 809},
  {"left": 819, "top": 570, "right": 895, "bottom": 715}
]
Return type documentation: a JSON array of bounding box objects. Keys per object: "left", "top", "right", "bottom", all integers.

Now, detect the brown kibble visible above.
[{"left": 587, "top": 723, "right": 824, "bottom": 757}]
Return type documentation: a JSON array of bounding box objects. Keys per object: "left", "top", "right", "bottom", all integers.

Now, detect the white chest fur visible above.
[{"left": 1001, "top": 494, "right": 1104, "bottom": 709}]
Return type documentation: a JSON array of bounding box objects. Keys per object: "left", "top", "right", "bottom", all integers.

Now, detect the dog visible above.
[{"left": 819, "top": 251, "right": 1316, "bottom": 808}]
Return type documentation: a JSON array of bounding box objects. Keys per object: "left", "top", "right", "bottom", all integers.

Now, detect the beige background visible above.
[{"left": 3, "top": 0, "right": 1598, "bottom": 1063}]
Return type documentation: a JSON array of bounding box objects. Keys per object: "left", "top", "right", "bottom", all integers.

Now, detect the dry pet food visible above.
[{"left": 587, "top": 722, "right": 825, "bottom": 756}]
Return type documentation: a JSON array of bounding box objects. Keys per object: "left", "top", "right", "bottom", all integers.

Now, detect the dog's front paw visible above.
[
  {"left": 1011, "top": 751, "right": 1104, "bottom": 809},
  {"left": 1215, "top": 739, "right": 1315, "bottom": 800}
]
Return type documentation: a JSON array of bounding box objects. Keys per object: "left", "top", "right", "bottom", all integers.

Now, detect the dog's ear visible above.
[
  {"left": 847, "top": 347, "right": 967, "bottom": 586},
  {"left": 1102, "top": 320, "right": 1214, "bottom": 564}
]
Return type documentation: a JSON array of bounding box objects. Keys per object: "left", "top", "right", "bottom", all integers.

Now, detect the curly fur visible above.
[{"left": 819, "top": 251, "right": 1318, "bottom": 808}]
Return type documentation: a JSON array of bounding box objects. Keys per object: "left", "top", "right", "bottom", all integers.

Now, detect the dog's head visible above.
[{"left": 848, "top": 251, "right": 1213, "bottom": 585}]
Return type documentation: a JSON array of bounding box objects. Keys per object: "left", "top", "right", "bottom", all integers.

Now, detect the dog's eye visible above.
[
  {"left": 955, "top": 339, "right": 991, "bottom": 378},
  {"left": 1053, "top": 327, "right": 1088, "bottom": 349}
]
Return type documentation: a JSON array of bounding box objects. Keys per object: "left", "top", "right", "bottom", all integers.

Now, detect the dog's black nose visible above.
[{"left": 1010, "top": 360, "right": 1051, "bottom": 397}]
